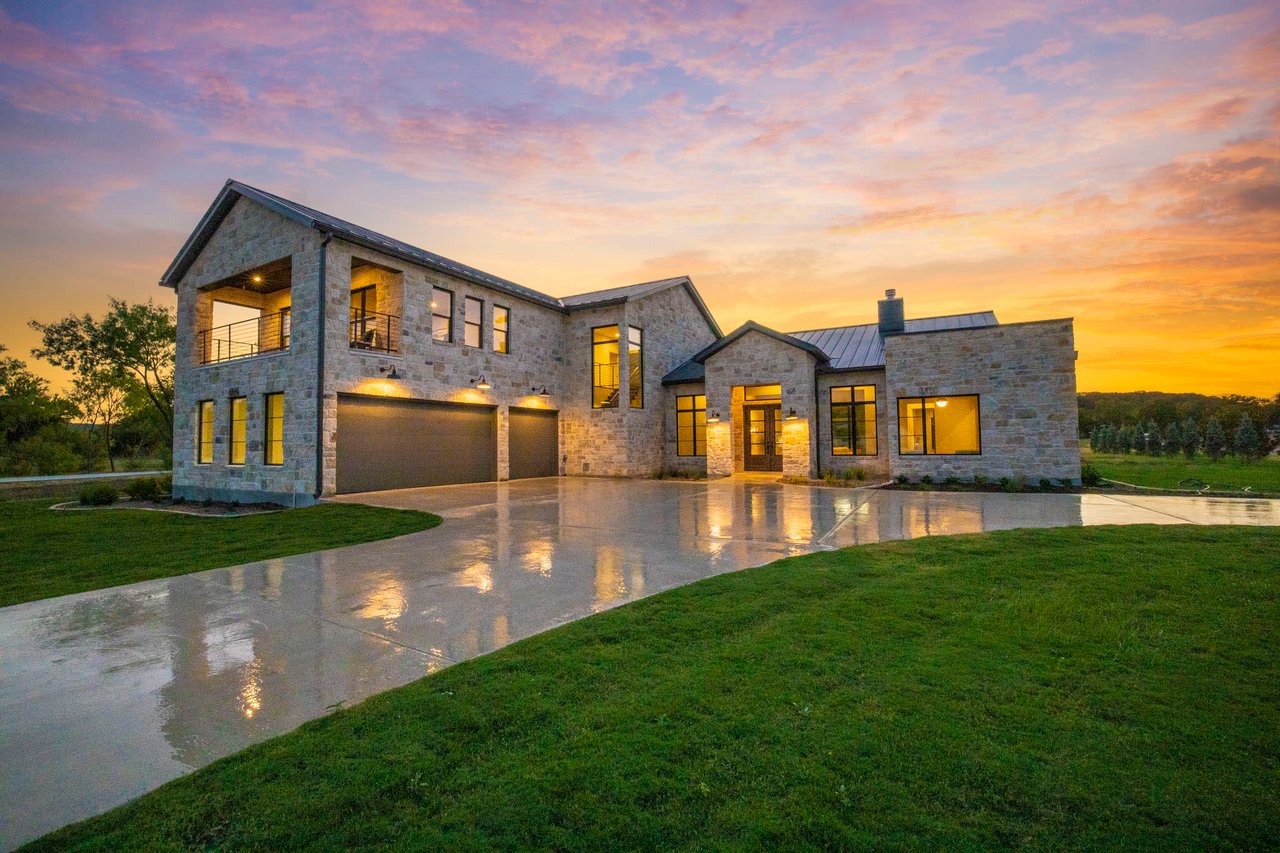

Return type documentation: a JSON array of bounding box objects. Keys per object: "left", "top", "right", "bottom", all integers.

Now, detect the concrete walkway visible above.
[{"left": 1, "top": 478, "right": 1277, "bottom": 848}]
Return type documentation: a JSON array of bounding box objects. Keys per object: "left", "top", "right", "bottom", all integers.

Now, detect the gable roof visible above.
[
  {"left": 660, "top": 321, "right": 827, "bottom": 384},
  {"left": 560, "top": 276, "right": 722, "bottom": 337}
]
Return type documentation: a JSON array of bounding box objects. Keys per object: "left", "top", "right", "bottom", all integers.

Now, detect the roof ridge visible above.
[{"left": 787, "top": 309, "right": 996, "bottom": 336}]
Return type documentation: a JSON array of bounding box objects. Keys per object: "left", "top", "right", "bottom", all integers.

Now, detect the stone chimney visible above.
[{"left": 878, "top": 289, "right": 905, "bottom": 335}]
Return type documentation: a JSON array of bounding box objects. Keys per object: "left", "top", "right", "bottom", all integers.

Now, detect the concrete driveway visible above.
[{"left": 2, "top": 477, "right": 1277, "bottom": 848}]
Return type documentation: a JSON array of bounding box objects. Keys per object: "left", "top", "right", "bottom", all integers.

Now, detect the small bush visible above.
[
  {"left": 972, "top": 474, "right": 989, "bottom": 486},
  {"left": 1039, "top": 478, "right": 1053, "bottom": 490},
  {"left": 999, "top": 477, "right": 1020, "bottom": 493},
  {"left": 780, "top": 475, "right": 810, "bottom": 485},
  {"left": 920, "top": 475, "right": 933, "bottom": 486},
  {"left": 894, "top": 474, "right": 909, "bottom": 485},
  {"left": 850, "top": 466, "right": 867, "bottom": 481},
  {"left": 125, "top": 477, "right": 162, "bottom": 501},
  {"left": 945, "top": 476, "right": 961, "bottom": 487},
  {"left": 1080, "top": 463, "right": 1103, "bottom": 487},
  {"left": 79, "top": 483, "right": 118, "bottom": 506},
  {"left": 823, "top": 470, "right": 838, "bottom": 485},
  {"left": 157, "top": 474, "right": 173, "bottom": 495}
]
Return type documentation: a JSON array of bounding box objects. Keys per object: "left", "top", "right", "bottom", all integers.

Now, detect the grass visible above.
[
  {"left": 26, "top": 525, "right": 1280, "bottom": 851},
  {"left": 1083, "top": 445, "right": 1280, "bottom": 493},
  {"left": 0, "top": 498, "right": 441, "bottom": 607}
]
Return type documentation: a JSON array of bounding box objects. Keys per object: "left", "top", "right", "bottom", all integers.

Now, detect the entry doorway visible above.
[{"left": 743, "top": 404, "right": 783, "bottom": 471}]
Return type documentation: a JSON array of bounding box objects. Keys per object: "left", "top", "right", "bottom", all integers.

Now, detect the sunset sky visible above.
[{"left": 0, "top": 0, "right": 1276, "bottom": 396}]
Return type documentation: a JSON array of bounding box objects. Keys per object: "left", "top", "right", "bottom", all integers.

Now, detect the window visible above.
[
  {"left": 264, "top": 393, "right": 284, "bottom": 465},
  {"left": 464, "top": 296, "right": 483, "bottom": 348},
  {"left": 493, "top": 305, "right": 509, "bottom": 353},
  {"left": 592, "top": 325, "right": 620, "bottom": 408},
  {"left": 743, "top": 384, "right": 782, "bottom": 401},
  {"left": 279, "top": 307, "right": 291, "bottom": 349},
  {"left": 831, "top": 385, "right": 877, "bottom": 456},
  {"left": 628, "top": 326, "right": 643, "bottom": 409},
  {"left": 229, "top": 397, "right": 247, "bottom": 464},
  {"left": 431, "top": 287, "right": 453, "bottom": 342},
  {"left": 351, "top": 285, "right": 375, "bottom": 318},
  {"left": 196, "top": 400, "right": 213, "bottom": 464},
  {"left": 897, "top": 395, "right": 981, "bottom": 455},
  {"left": 676, "top": 394, "right": 707, "bottom": 456}
]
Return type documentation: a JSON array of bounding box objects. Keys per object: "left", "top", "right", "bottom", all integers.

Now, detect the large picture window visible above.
[
  {"left": 264, "top": 393, "right": 284, "bottom": 465},
  {"left": 897, "top": 395, "right": 981, "bottom": 455},
  {"left": 493, "top": 305, "right": 509, "bottom": 354},
  {"left": 592, "top": 325, "right": 620, "bottom": 408},
  {"left": 229, "top": 396, "right": 247, "bottom": 464},
  {"left": 676, "top": 394, "right": 706, "bottom": 456},
  {"left": 628, "top": 326, "right": 643, "bottom": 409},
  {"left": 431, "top": 287, "right": 453, "bottom": 342},
  {"left": 464, "top": 296, "right": 483, "bottom": 348},
  {"left": 831, "top": 385, "right": 877, "bottom": 456},
  {"left": 196, "top": 400, "right": 213, "bottom": 464}
]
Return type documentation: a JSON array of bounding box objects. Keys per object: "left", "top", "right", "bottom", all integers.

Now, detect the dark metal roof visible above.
[
  {"left": 790, "top": 312, "right": 998, "bottom": 370},
  {"left": 662, "top": 360, "right": 706, "bottom": 384},
  {"left": 660, "top": 320, "right": 827, "bottom": 384},
  {"left": 560, "top": 276, "right": 722, "bottom": 337}
]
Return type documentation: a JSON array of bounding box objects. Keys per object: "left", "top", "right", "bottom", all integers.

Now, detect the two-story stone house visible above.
[{"left": 163, "top": 180, "right": 1080, "bottom": 505}]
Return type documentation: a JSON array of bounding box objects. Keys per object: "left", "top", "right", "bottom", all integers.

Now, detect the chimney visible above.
[{"left": 878, "top": 289, "right": 905, "bottom": 335}]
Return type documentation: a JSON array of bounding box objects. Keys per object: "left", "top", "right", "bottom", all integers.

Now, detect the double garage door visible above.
[{"left": 336, "top": 395, "right": 557, "bottom": 493}]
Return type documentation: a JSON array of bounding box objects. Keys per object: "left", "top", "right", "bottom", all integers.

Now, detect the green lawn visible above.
[
  {"left": 0, "top": 499, "right": 441, "bottom": 607},
  {"left": 1083, "top": 446, "right": 1280, "bottom": 493},
  {"left": 27, "top": 525, "right": 1280, "bottom": 851}
]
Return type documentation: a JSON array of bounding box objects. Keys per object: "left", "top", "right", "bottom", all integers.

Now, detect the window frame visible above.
[
  {"left": 463, "top": 296, "right": 484, "bottom": 348},
  {"left": 896, "top": 394, "right": 982, "bottom": 456},
  {"left": 830, "top": 385, "right": 878, "bottom": 457},
  {"left": 676, "top": 394, "right": 707, "bottom": 457},
  {"left": 350, "top": 284, "right": 375, "bottom": 318},
  {"left": 196, "top": 400, "right": 214, "bottom": 464},
  {"left": 228, "top": 396, "right": 247, "bottom": 465},
  {"left": 493, "top": 304, "right": 509, "bottom": 354},
  {"left": 431, "top": 287, "right": 454, "bottom": 343},
  {"left": 628, "top": 326, "right": 644, "bottom": 409},
  {"left": 279, "top": 306, "right": 291, "bottom": 350},
  {"left": 591, "top": 324, "right": 621, "bottom": 409},
  {"left": 264, "top": 392, "right": 284, "bottom": 466}
]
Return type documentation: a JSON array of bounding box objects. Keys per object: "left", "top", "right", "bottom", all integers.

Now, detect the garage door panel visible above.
[
  {"left": 336, "top": 395, "right": 496, "bottom": 493},
  {"left": 509, "top": 408, "right": 558, "bottom": 480}
]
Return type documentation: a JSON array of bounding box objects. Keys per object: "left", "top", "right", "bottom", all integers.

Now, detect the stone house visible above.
[{"left": 163, "top": 180, "right": 1080, "bottom": 504}]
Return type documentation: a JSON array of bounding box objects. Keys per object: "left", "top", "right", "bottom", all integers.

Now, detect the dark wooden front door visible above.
[{"left": 743, "top": 404, "right": 783, "bottom": 471}]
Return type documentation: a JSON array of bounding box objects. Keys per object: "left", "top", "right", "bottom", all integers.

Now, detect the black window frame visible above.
[
  {"left": 628, "top": 325, "right": 644, "bottom": 409},
  {"left": 493, "top": 304, "right": 510, "bottom": 354},
  {"left": 431, "top": 287, "right": 453, "bottom": 343},
  {"left": 463, "top": 296, "right": 483, "bottom": 348},
  {"left": 196, "top": 399, "right": 214, "bottom": 464},
  {"left": 263, "top": 392, "right": 284, "bottom": 466},
  {"left": 228, "top": 395, "right": 247, "bottom": 465},
  {"left": 350, "top": 284, "right": 375, "bottom": 318},
  {"left": 830, "top": 385, "right": 878, "bottom": 457},
  {"left": 591, "top": 324, "right": 620, "bottom": 409},
  {"left": 676, "top": 394, "right": 707, "bottom": 457},
  {"left": 896, "top": 394, "right": 983, "bottom": 456}
]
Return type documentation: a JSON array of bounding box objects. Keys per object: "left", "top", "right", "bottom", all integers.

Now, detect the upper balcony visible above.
[{"left": 199, "top": 309, "right": 291, "bottom": 364}]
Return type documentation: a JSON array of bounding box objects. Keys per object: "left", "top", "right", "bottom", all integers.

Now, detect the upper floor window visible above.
[
  {"left": 196, "top": 400, "right": 214, "bottom": 464},
  {"left": 676, "top": 394, "right": 706, "bottom": 456},
  {"left": 897, "top": 395, "right": 981, "bottom": 455},
  {"left": 431, "top": 287, "right": 453, "bottom": 342},
  {"left": 229, "top": 396, "right": 247, "bottom": 464},
  {"left": 264, "top": 393, "right": 284, "bottom": 465},
  {"left": 592, "top": 325, "right": 620, "bottom": 408},
  {"left": 279, "top": 307, "right": 291, "bottom": 349},
  {"left": 464, "top": 296, "right": 483, "bottom": 348},
  {"left": 351, "top": 285, "right": 375, "bottom": 319},
  {"left": 628, "top": 326, "right": 643, "bottom": 409},
  {"left": 831, "top": 385, "right": 877, "bottom": 456},
  {"left": 493, "top": 305, "right": 509, "bottom": 353}
]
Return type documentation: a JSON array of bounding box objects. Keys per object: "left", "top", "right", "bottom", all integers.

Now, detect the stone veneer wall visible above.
[
  {"left": 815, "top": 369, "right": 890, "bottom": 480},
  {"left": 703, "top": 331, "right": 817, "bottom": 479},
  {"left": 884, "top": 319, "right": 1080, "bottom": 484}
]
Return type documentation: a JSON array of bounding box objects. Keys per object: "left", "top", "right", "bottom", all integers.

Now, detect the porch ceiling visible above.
[{"left": 197, "top": 255, "right": 293, "bottom": 295}]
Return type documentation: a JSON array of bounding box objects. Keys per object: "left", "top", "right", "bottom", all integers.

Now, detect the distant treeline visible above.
[{"left": 1078, "top": 391, "right": 1280, "bottom": 439}]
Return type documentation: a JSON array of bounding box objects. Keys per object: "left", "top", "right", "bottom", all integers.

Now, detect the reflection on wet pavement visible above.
[{"left": 2, "top": 478, "right": 1277, "bottom": 849}]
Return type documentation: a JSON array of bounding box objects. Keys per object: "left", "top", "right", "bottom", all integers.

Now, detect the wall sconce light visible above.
[
  {"left": 380, "top": 365, "right": 402, "bottom": 380},
  {"left": 531, "top": 386, "right": 550, "bottom": 397},
  {"left": 472, "top": 375, "right": 492, "bottom": 390},
  {"left": 785, "top": 407, "right": 799, "bottom": 420},
  {"left": 935, "top": 399, "right": 948, "bottom": 407},
  {"left": 707, "top": 411, "right": 721, "bottom": 423}
]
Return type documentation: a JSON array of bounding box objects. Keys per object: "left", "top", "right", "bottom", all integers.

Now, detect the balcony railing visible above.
[
  {"left": 198, "top": 309, "right": 290, "bottom": 365},
  {"left": 349, "top": 311, "right": 401, "bottom": 355}
]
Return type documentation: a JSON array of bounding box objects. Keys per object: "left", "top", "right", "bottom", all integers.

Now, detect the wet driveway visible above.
[{"left": 2, "top": 478, "right": 1278, "bottom": 848}]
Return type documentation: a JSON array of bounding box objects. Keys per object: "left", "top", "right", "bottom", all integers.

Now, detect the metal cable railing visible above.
[{"left": 198, "top": 309, "right": 290, "bottom": 364}]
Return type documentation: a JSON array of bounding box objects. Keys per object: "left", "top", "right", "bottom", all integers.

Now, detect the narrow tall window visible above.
[
  {"left": 431, "top": 287, "right": 453, "bottom": 342},
  {"left": 196, "top": 400, "right": 214, "bottom": 464},
  {"left": 493, "top": 305, "right": 509, "bottom": 353},
  {"left": 229, "top": 396, "right": 247, "bottom": 464},
  {"left": 264, "top": 393, "right": 284, "bottom": 465},
  {"left": 628, "top": 326, "right": 644, "bottom": 409},
  {"left": 676, "top": 394, "right": 707, "bottom": 456},
  {"left": 897, "top": 395, "right": 981, "bottom": 455},
  {"left": 279, "top": 307, "right": 291, "bottom": 349},
  {"left": 464, "top": 296, "right": 483, "bottom": 348},
  {"left": 592, "top": 325, "right": 620, "bottom": 408},
  {"left": 831, "top": 385, "right": 877, "bottom": 456}
]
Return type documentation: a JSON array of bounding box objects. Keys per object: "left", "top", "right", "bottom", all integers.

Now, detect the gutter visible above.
[
  {"left": 813, "top": 370, "right": 821, "bottom": 478},
  {"left": 314, "top": 232, "right": 332, "bottom": 498}
]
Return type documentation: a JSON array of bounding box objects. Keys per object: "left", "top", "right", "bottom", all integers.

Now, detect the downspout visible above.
[
  {"left": 314, "top": 232, "right": 333, "bottom": 499},
  {"left": 813, "top": 368, "right": 821, "bottom": 478}
]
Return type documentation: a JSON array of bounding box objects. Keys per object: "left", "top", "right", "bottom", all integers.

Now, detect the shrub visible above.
[
  {"left": 1039, "top": 478, "right": 1053, "bottom": 490},
  {"left": 823, "top": 470, "right": 838, "bottom": 485},
  {"left": 1081, "top": 463, "right": 1103, "bottom": 487},
  {"left": 1203, "top": 417, "right": 1228, "bottom": 461},
  {"left": 945, "top": 476, "right": 960, "bottom": 487},
  {"left": 972, "top": 474, "right": 988, "bottom": 486},
  {"left": 998, "top": 476, "right": 1017, "bottom": 492},
  {"left": 1233, "top": 413, "right": 1263, "bottom": 461},
  {"left": 894, "top": 474, "right": 909, "bottom": 485},
  {"left": 850, "top": 466, "right": 867, "bottom": 481},
  {"left": 79, "top": 483, "right": 118, "bottom": 506},
  {"left": 157, "top": 474, "right": 173, "bottom": 495},
  {"left": 125, "top": 477, "right": 162, "bottom": 501},
  {"left": 779, "top": 475, "right": 810, "bottom": 485},
  {"left": 1180, "top": 416, "right": 1200, "bottom": 459},
  {"left": 919, "top": 475, "right": 933, "bottom": 486}
]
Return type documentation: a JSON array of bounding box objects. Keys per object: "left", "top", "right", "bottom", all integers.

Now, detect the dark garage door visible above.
[
  {"left": 509, "top": 407, "right": 559, "bottom": 480},
  {"left": 336, "top": 395, "right": 496, "bottom": 493}
]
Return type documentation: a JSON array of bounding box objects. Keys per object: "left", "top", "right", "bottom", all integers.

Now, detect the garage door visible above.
[
  {"left": 509, "top": 407, "right": 559, "bottom": 480},
  {"left": 336, "top": 395, "right": 496, "bottom": 493}
]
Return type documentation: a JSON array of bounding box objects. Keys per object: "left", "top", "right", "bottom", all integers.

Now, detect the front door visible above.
[{"left": 743, "top": 404, "right": 783, "bottom": 471}]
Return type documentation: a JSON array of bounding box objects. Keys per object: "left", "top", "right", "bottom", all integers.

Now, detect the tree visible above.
[
  {"left": 1232, "top": 413, "right": 1263, "bottom": 462},
  {"left": 71, "top": 369, "right": 138, "bottom": 472},
  {"left": 1203, "top": 416, "right": 1228, "bottom": 461},
  {"left": 30, "top": 298, "right": 175, "bottom": 431},
  {"left": 1163, "top": 420, "right": 1181, "bottom": 456},
  {"left": 0, "top": 344, "right": 75, "bottom": 445},
  {"left": 1180, "top": 416, "right": 1199, "bottom": 460},
  {"left": 1141, "top": 420, "right": 1161, "bottom": 455}
]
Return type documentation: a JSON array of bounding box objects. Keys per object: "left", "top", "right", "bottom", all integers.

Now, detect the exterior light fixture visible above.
[
  {"left": 707, "top": 411, "right": 721, "bottom": 423},
  {"left": 531, "top": 386, "right": 550, "bottom": 397},
  {"left": 473, "top": 375, "right": 492, "bottom": 390},
  {"left": 252, "top": 275, "right": 263, "bottom": 283},
  {"left": 380, "top": 365, "right": 402, "bottom": 380},
  {"left": 935, "top": 399, "right": 948, "bottom": 408},
  {"left": 785, "top": 408, "right": 799, "bottom": 420}
]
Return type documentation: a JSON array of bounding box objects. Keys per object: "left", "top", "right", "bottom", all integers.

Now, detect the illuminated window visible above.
[
  {"left": 592, "top": 325, "right": 620, "bottom": 408},
  {"left": 264, "top": 393, "right": 284, "bottom": 465},
  {"left": 229, "top": 397, "right": 247, "bottom": 464},
  {"left": 831, "top": 385, "right": 877, "bottom": 456},
  {"left": 493, "top": 305, "right": 509, "bottom": 354},
  {"left": 628, "top": 326, "right": 644, "bottom": 409},
  {"left": 464, "top": 296, "right": 483, "bottom": 348},
  {"left": 897, "top": 395, "right": 981, "bottom": 455},
  {"left": 279, "top": 307, "right": 291, "bottom": 349},
  {"left": 431, "top": 287, "right": 453, "bottom": 342},
  {"left": 676, "top": 394, "right": 707, "bottom": 456},
  {"left": 743, "top": 384, "right": 782, "bottom": 401},
  {"left": 196, "top": 400, "right": 213, "bottom": 464}
]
